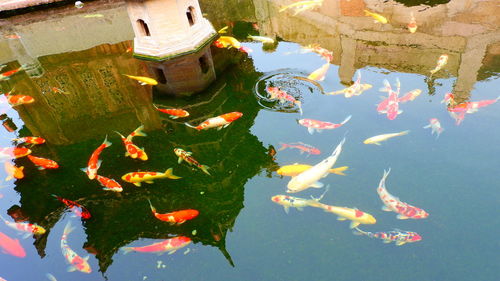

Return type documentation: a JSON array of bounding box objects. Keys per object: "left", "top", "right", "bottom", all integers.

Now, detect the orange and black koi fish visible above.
[{"left": 51, "top": 195, "right": 91, "bottom": 219}]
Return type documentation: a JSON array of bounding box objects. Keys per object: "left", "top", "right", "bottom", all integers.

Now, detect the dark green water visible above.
[{"left": 0, "top": 1, "right": 498, "bottom": 280}]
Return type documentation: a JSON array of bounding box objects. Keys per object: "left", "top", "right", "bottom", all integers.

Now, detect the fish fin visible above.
[
  {"left": 133, "top": 182, "right": 141, "bottom": 187},
  {"left": 168, "top": 250, "right": 177, "bottom": 255},
  {"left": 340, "top": 115, "right": 352, "bottom": 125},
  {"left": 178, "top": 157, "right": 183, "bottom": 164},
  {"left": 102, "top": 135, "right": 112, "bottom": 147},
  {"left": 96, "top": 159, "right": 102, "bottom": 170},
  {"left": 311, "top": 181, "right": 324, "bottom": 188},
  {"left": 133, "top": 125, "right": 147, "bottom": 137},
  {"left": 124, "top": 152, "right": 130, "bottom": 157},
  {"left": 316, "top": 129, "right": 323, "bottom": 133},
  {"left": 383, "top": 239, "right": 392, "bottom": 244},
  {"left": 277, "top": 142, "right": 287, "bottom": 151},
  {"left": 170, "top": 115, "right": 179, "bottom": 119},
  {"left": 398, "top": 110, "right": 403, "bottom": 114},
  {"left": 217, "top": 126, "right": 223, "bottom": 131},
  {"left": 397, "top": 214, "right": 409, "bottom": 220},
  {"left": 121, "top": 247, "right": 134, "bottom": 255},
  {"left": 184, "top": 122, "right": 197, "bottom": 129},
  {"left": 164, "top": 168, "right": 182, "bottom": 179},
  {"left": 296, "top": 207, "right": 304, "bottom": 211},
  {"left": 200, "top": 165, "right": 211, "bottom": 176},
  {"left": 84, "top": 255, "right": 90, "bottom": 261},
  {"left": 36, "top": 166, "right": 46, "bottom": 170},
  {"left": 396, "top": 241, "right": 406, "bottom": 246},
  {"left": 80, "top": 167, "right": 88, "bottom": 173},
  {"left": 5, "top": 175, "right": 13, "bottom": 181},
  {"left": 423, "top": 124, "right": 431, "bottom": 129},
  {"left": 283, "top": 206, "right": 290, "bottom": 214},
  {"left": 307, "top": 127, "right": 314, "bottom": 134},
  {"left": 22, "top": 233, "right": 31, "bottom": 239},
  {"left": 67, "top": 266, "right": 77, "bottom": 272},
  {"left": 145, "top": 181, "right": 154, "bottom": 184},
  {"left": 373, "top": 142, "right": 381, "bottom": 146},
  {"left": 349, "top": 221, "right": 360, "bottom": 229},
  {"left": 139, "top": 82, "right": 147, "bottom": 86},
  {"left": 337, "top": 217, "right": 347, "bottom": 221},
  {"left": 223, "top": 124, "right": 230, "bottom": 128},
  {"left": 382, "top": 206, "right": 392, "bottom": 212},
  {"left": 398, "top": 130, "right": 410, "bottom": 136}
]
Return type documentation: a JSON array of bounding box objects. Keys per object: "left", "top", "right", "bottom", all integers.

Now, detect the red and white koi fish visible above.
[
  {"left": 52, "top": 195, "right": 91, "bottom": 219},
  {"left": 307, "top": 62, "right": 330, "bottom": 81},
  {"left": 95, "top": 175, "right": 122, "bottom": 192},
  {"left": 266, "top": 87, "right": 302, "bottom": 114},
  {"left": 121, "top": 168, "right": 181, "bottom": 187},
  {"left": 378, "top": 79, "right": 402, "bottom": 120},
  {"left": 0, "top": 214, "right": 46, "bottom": 237},
  {"left": 377, "top": 169, "right": 429, "bottom": 219},
  {"left": 430, "top": 54, "right": 448, "bottom": 76},
  {"left": 238, "top": 46, "right": 253, "bottom": 54},
  {"left": 407, "top": 12, "right": 417, "bottom": 33},
  {"left": 278, "top": 142, "right": 320, "bottom": 155},
  {"left": 0, "top": 231, "right": 26, "bottom": 258},
  {"left": 327, "top": 71, "right": 372, "bottom": 98},
  {"left": 353, "top": 227, "right": 421, "bottom": 246},
  {"left": 147, "top": 199, "right": 199, "bottom": 225},
  {"left": 271, "top": 187, "right": 328, "bottom": 213},
  {"left": 12, "top": 136, "right": 46, "bottom": 145},
  {"left": 298, "top": 115, "right": 351, "bottom": 134},
  {"left": 4, "top": 162, "right": 24, "bottom": 181},
  {"left": 423, "top": 118, "right": 443, "bottom": 138},
  {"left": 309, "top": 202, "right": 376, "bottom": 229},
  {"left": 153, "top": 104, "right": 189, "bottom": 119},
  {"left": 0, "top": 147, "right": 31, "bottom": 160},
  {"left": 4, "top": 90, "right": 34, "bottom": 106},
  {"left": 28, "top": 155, "right": 59, "bottom": 170},
  {"left": 82, "top": 136, "right": 111, "bottom": 180},
  {"left": 61, "top": 221, "right": 91, "bottom": 273},
  {"left": 300, "top": 44, "right": 333, "bottom": 62},
  {"left": 174, "top": 148, "right": 210, "bottom": 175},
  {"left": 115, "top": 128, "right": 148, "bottom": 161},
  {"left": 121, "top": 236, "right": 191, "bottom": 255},
  {"left": 398, "top": 89, "right": 421, "bottom": 103},
  {"left": 447, "top": 94, "right": 500, "bottom": 114},
  {"left": 0, "top": 67, "right": 23, "bottom": 81},
  {"left": 185, "top": 112, "right": 243, "bottom": 131}
]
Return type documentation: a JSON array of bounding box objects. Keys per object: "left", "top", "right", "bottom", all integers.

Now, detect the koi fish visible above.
[
  {"left": 121, "top": 236, "right": 191, "bottom": 255},
  {"left": 307, "top": 62, "right": 330, "bottom": 81},
  {"left": 95, "top": 175, "right": 122, "bottom": 192},
  {"left": 377, "top": 169, "right": 429, "bottom": 219},
  {"left": 398, "top": 89, "right": 421, "bottom": 103},
  {"left": 278, "top": 142, "right": 320, "bottom": 155},
  {"left": 353, "top": 227, "right": 421, "bottom": 246},
  {"left": 327, "top": 71, "right": 372, "bottom": 97},
  {"left": 430, "top": 54, "right": 448, "bottom": 76},
  {"left": 215, "top": 36, "right": 241, "bottom": 49},
  {"left": 407, "top": 12, "right": 417, "bottom": 33},
  {"left": 122, "top": 74, "right": 158, "bottom": 86},
  {"left": 247, "top": 35, "right": 274, "bottom": 44},
  {"left": 147, "top": 199, "right": 199, "bottom": 225},
  {"left": 423, "top": 118, "right": 443, "bottom": 138},
  {"left": 272, "top": 187, "right": 328, "bottom": 213},
  {"left": 277, "top": 164, "right": 348, "bottom": 177},
  {"left": 298, "top": 115, "right": 351, "bottom": 135},
  {"left": 12, "top": 136, "right": 46, "bottom": 145},
  {"left": 185, "top": 112, "right": 243, "bottom": 131},
  {"left": 238, "top": 46, "right": 253, "bottom": 54},
  {"left": 309, "top": 202, "right": 376, "bottom": 229},
  {"left": 0, "top": 147, "right": 31, "bottom": 159},
  {"left": 82, "top": 136, "right": 111, "bottom": 179},
  {"left": 51, "top": 87, "right": 69, "bottom": 95},
  {"left": 153, "top": 104, "right": 189, "bottom": 119},
  {"left": 121, "top": 168, "right": 181, "bottom": 187},
  {"left": 126, "top": 124, "right": 147, "bottom": 141},
  {"left": 287, "top": 138, "right": 345, "bottom": 193},
  {"left": 27, "top": 155, "right": 59, "bottom": 170},
  {"left": 0, "top": 67, "right": 23, "bottom": 80},
  {"left": 115, "top": 131, "right": 147, "bottom": 161},
  {"left": 52, "top": 195, "right": 91, "bottom": 219},
  {"left": 217, "top": 26, "right": 229, "bottom": 34},
  {"left": 448, "top": 95, "right": 500, "bottom": 114},
  {"left": 4, "top": 162, "right": 24, "bottom": 181},
  {"left": 279, "top": 0, "right": 323, "bottom": 15},
  {"left": 378, "top": 79, "right": 402, "bottom": 120},
  {"left": 0, "top": 231, "right": 26, "bottom": 258},
  {"left": 364, "top": 10, "right": 388, "bottom": 24},
  {"left": 46, "top": 273, "right": 57, "bottom": 281},
  {"left": 0, "top": 214, "right": 45, "bottom": 237},
  {"left": 5, "top": 91, "right": 34, "bottom": 107},
  {"left": 300, "top": 44, "right": 333, "bottom": 62},
  {"left": 266, "top": 87, "right": 303, "bottom": 114},
  {"left": 61, "top": 222, "right": 91, "bottom": 273},
  {"left": 126, "top": 47, "right": 133, "bottom": 53},
  {"left": 174, "top": 148, "right": 210, "bottom": 175},
  {"left": 363, "top": 130, "right": 409, "bottom": 145},
  {"left": 0, "top": 65, "right": 5, "bottom": 71}
]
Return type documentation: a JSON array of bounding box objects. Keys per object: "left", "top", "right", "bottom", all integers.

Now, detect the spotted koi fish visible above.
[
  {"left": 28, "top": 155, "right": 59, "bottom": 170},
  {"left": 278, "top": 142, "right": 320, "bottom": 155},
  {"left": 298, "top": 115, "right": 351, "bottom": 134},
  {"left": 0, "top": 214, "right": 46, "bottom": 237},
  {"left": 271, "top": 187, "right": 328, "bottom": 214},
  {"left": 147, "top": 199, "right": 199, "bottom": 225},
  {"left": 0, "top": 147, "right": 31, "bottom": 160},
  {"left": 266, "top": 87, "right": 303, "bottom": 114},
  {"left": 121, "top": 168, "right": 181, "bottom": 187},
  {"left": 377, "top": 169, "right": 429, "bottom": 219},
  {"left": 309, "top": 202, "right": 376, "bottom": 229},
  {"left": 327, "top": 71, "right": 372, "bottom": 98},
  {"left": 95, "top": 175, "right": 122, "bottom": 192},
  {"left": 81, "top": 136, "right": 111, "bottom": 180},
  {"left": 353, "top": 227, "right": 422, "bottom": 246},
  {"left": 61, "top": 221, "right": 91, "bottom": 273},
  {"left": 12, "top": 136, "right": 46, "bottom": 145},
  {"left": 115, "top": 128, "right": 147, "bottom": 161},
  {"left": 378, "top": 79, "right": 402, "bottom": 120},
  {"left": 153, "top": 104, "right": 189, "bottom": 119},
  {"left": 185, "top": 112, "right": 243, "bottom": 131},
  {"left": 121, "top": 236, "right": 191, "bottom": 255},
  {"left": 52, "top": 195, "right": 91, "bottom": 220},
  {"left": 174, "top": 148, "right": 210, "bottom": 175}
]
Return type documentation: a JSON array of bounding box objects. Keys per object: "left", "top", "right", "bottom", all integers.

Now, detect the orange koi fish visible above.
[
  {"left": 4, "top": 162, "right": 24, "bottom": 181},
  {"left": 407, "top": 12, "right": 417, "bottom": 33},
  {"left": 5, "top": 91, "right": 34, "bottom": 107},
  {"left": 174, "top": 148, "right": 210, "bottom": 175},
  {"left": 121, "top": 168, "right": 181, "bottom": 187},
  {"left": 147, "top": 199, "right": 199, "bottom": 225},
  {"left": 0, "top": 147, "right": 31, "bottom": 160},
  {"left": 61, "top": 222, "right": 91, "bottom": 273},
  {"left": 0, "top": 67, "right": 23, "bottom": 81},
  {"left": 12, "top": 136, "right": 46, "bottom": 145},
  {"left": 52, "top": 195, "right": 91, "bottom": 219},
  {"left": 28, "top": 155, "right": 59, "bottom": 170},
  {"left": 0, "top": 214, "right": 45, "bottom": 237},
  {"left": 4, "top": 34, "right": 21, "bottom": 40},
  {"left": 307, "top": 62, "right": 330, "bottom": 81},
  {"left": 0, "top": 231, "right": 26, "bottom": 258},
  {"left": 121, "top": 236, "right": 191, "bottom": 255},
  {"left": 153, "top": 104, "right": 189, "bottom": 119},
  {"left": 185, "top": 112, "right": 243, "bottom": 131},
  {"left": 82, "top": 136, "right": 111, "bottom": 180},
  {"left": 115, "top": 126, "right": 148, "bottom": 161},
  {"left": 95, "top": 175, "right": 122, "bottom": 192}
]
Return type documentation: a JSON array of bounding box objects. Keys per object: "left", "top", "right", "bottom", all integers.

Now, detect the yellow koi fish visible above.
[
  {"left": 217, "top": 36, "right": 241, "bottom": 49},
  {"left": 217, "top": 26, "right": 229, "bottom": 34},
  {"left": 309, "top": 202, "right": 376, "bottom": 229},
  {"left": 277, "top": 164, "right": 348, "bottom": 177},
  {"left": 122, "top": 74, "right": 158, "bottom": 86},
  {"left": 121, "top": 168, "right": 181, "bottom": 187},
  {"left": 363, "top": 130, "right": 409, "bottom": 145},
  {"left": 364, "top": 10, "right": 388, "bottom": 24},
  {"left": 307, "top": 62, "right": 330, "bottom": 81}
]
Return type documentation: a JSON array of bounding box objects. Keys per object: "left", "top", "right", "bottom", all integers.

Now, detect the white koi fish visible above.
[
  {"left": 363, "top": 130, "right": 409, "bottom": 145},
  {"left": 423, "top": 118, "right": 443, "bottom": 138},
  {"left": 430, "top": 54, "right": 448, "bottom": 76},
  {"left": 287, "top": 138, "right": 345, "bottom": 193},
  {"left": 327, "top": 71, "right": 372, "bottom": 97},
  {"left": 271, "top": 186, "right": 329, "bottom": 213}
]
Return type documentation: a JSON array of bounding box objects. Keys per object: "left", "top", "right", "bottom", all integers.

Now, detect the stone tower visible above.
[{"left": 126, "top": 0, "right": 217, "bottom": 96}]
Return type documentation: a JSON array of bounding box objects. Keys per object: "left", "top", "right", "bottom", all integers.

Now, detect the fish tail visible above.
[
  {"left": 340, "top": 115, "right": 352, "bottom": 125},
  {"left": 132, "top": 125, "right": 147, "bottom": 137},
  {"left": 200, "top": 165, "right": 211, "bottom": 176},
  {"left": 277, "top": 142, "right": 288, "bottom": 151},
  {"left": 147, "top": 198, "right": 157, "bottom": 214},
  {"left": 363, "top": 10, "right": 372, "bottom": 16},
  {"left": 352, "top": 227, "right": 369, "bottom": 236},
  {"left": 102, "top": 135, "right": 112, "bottom": 148},
  {"left": 311, "top": 185, "right": 329, "bottom": 202},
  {"left": 329, "top": 166, "right": 349, "bottom": 175},
  {"left": 0, "top": 213, "right": 6, "bottom": 222},
  {"left": 184, "top": 122, "right": 197, "bottom": 129},
  {"left": 114, "top": 131, "right": 125, "bottom": 138},
  {"left": 121, "top": 247, "right": 134, "bottom": 255},
  {"left": 164, "top": 168, "right": 182, "bottom": 179},
  {"left": 63, "top": 221, "right": 75, "bottom": 236},
  {"left": 398, "top": 130, "right": 410, "bottom": 136}
]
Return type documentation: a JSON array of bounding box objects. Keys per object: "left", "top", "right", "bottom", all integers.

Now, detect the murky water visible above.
[{"left": 0, "top": 0, "right": 498, "bottom": 280}]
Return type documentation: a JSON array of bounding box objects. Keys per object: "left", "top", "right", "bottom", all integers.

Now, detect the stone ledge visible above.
[{"left": 0, "top": 0, "right": 66, "bottom": 11}]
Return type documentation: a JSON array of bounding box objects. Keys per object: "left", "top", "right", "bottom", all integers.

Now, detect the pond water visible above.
[{"left": 0, "top": 0, "right": 498, "bottom": 280}]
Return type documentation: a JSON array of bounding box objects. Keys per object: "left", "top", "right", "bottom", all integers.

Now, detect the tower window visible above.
[
  {"left": 186, "top": 6, "right": 196, "bottom": 26},
  {"left": 153, "top": 67, "right": 167, "bottom": 84},
  {"left": 137, "top": 19, "right": 151, "bottom": 36},
  {"left": 199, "top": 55, "right": 209, "bottom": 74}
]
